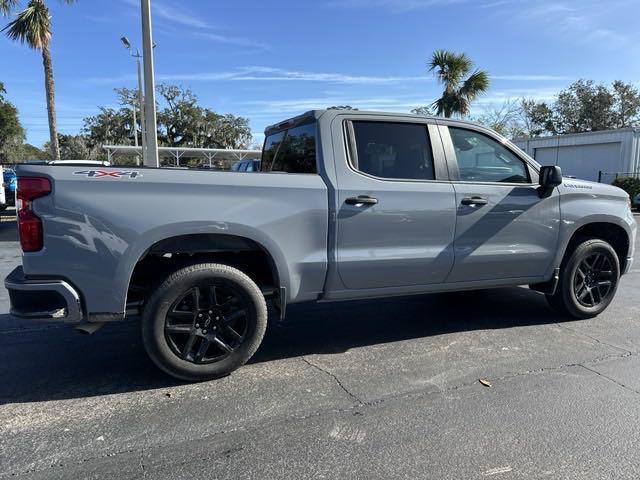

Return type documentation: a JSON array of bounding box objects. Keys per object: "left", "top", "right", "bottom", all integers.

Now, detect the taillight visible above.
[{"left": 17, "top": 177, "right": 51, "bottom": 252}]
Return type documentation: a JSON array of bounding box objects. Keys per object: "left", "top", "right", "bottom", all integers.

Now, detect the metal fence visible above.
[{"left": 597, "top": 171, "right": 640, "bottom": 183}]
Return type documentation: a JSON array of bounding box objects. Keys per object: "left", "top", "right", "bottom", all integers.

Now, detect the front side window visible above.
[
  {"left": 449, "top": 127, "right": 530, "bottom": 183},
  {"left": 261, "top": 122, "right": 317, "bottom": 174},
  {"left": 350, "top": 121, "right": 434, "bottom": 180}
]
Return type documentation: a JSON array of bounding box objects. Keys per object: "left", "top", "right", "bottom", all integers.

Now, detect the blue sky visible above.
[{"left": 1, "top": 0, "right": 639, "bottom": 147}]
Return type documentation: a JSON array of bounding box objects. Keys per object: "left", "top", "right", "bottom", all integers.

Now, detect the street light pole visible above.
[
  {"left": 120, "top": 38, "right": 147, "bottom": 166},
  {"left": 131, "top": 97, "right": 138, "bottom": 163},
  {"left": 135, "top": 50, "right": 147, "bottom": 166},
  {"left": 141, "top": 0, "right": 159, "bottom": 167}
]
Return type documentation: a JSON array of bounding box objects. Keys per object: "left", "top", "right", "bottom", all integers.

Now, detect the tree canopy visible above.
[
  {"left": 82, "top": 83, "right": 252, "bottom": 161},
  {"left": 519, "top": 80, "right": 640, "bottom": 137},
  {"left": 0, "top": 81, "right": 25, "bottom": 162},
  {"left": 470, "top": 80, "right": 640, "bottom": 139}
]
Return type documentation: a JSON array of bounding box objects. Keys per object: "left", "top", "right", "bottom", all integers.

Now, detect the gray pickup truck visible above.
[{"left": 6, "top": 110, "right": 637, "bottom": 380}]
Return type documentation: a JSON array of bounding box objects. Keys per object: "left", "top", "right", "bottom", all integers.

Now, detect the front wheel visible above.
[
  {"left": 546, "top": 239, "right": 620, "bottom": 319},
  {"left": 142, "top": 263, "right": 268, "bottom": 381}
]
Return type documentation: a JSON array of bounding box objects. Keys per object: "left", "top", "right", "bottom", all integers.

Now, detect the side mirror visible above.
[{"left": 538, "top": 165, "right": 562, "bottom": 196}]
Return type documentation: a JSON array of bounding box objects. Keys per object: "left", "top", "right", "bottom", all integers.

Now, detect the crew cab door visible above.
[
  {"left": 439, "top": 123, "right": 560, "bottom": 282},
  {"left": 330, "top": 116, "right": 456, "bottom": 290}
]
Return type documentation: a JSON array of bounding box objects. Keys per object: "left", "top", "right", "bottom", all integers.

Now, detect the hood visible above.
[{"left": 560, "top": 177, "right": 629, "bottom": 199}]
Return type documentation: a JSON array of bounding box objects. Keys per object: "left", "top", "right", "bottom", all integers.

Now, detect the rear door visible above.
[
  {"left": 440, "top": 124, "right": 560, "bottom": 282},
  {"left": 331, "top": 116, "right": 457, "bottom": 290}
]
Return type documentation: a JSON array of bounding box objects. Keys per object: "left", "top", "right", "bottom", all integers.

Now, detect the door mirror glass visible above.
[{"left": 539, "top": 165, "right": 563, "bottom": 189}]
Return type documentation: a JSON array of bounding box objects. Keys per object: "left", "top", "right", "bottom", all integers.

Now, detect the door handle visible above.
[
  {"left": 345, "top": 195, "right": 378, "bottom": 206},
  {"left": 461, "top": 196, "right": 488, "bottom": 206}
]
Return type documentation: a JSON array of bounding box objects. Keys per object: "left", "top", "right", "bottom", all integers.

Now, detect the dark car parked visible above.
[
  {"left": 2, "top": 167, "right": 16, "bottom": 209},
  {"left": 230, "top": 159, "right": 261, "bottom": 172}
]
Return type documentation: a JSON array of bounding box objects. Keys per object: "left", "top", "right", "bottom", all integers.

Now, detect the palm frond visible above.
[
  {"left": 460, "top": 70, "right": 490, "bottom": 100},
  {"left": 0, "top": 0, "right": 19, "bottom": 16},
  {"left": 429, "top": 49, "right": 473, "bottom": 89},
  {"left": 2, "top": 0, "right": 51, "bottom": 50},
  {"left": 431, "top": 97, "right": 446, "bottom": 117}
]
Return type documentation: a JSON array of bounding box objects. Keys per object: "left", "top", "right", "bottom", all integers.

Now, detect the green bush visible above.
[{"left": 612, "top": 176, "right": 640, "bottom": 199}]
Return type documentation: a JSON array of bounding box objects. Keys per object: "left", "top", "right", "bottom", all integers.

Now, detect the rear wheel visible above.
[
  {"left": 142, "top": 263, "right": 267, "bottom": 381},
  {"left": 546, "top": 239, "right": 620, "bottom": 319}
]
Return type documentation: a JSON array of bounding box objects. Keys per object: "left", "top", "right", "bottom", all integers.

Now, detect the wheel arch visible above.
[
  {"left": 120, "top": 226, "right": 290, "bottom": 315},
  {"left": 560, "top": 219, "right": 631, "bottom": 272}
]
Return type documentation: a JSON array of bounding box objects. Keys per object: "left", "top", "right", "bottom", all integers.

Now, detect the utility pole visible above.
[{"left": 141, "top": 0, "right": 159, "bottom": 167}]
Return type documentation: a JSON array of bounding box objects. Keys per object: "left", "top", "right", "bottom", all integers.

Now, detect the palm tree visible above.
[
  {"left": 1, "top": 0, "right": 76, "bottom": 160},
  {"left": 429, "top": 49, "right": 490, "bottom": 118}
]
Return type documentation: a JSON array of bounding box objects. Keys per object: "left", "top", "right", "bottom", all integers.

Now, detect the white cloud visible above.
[
  {"left": 101, "top": 66, "right": 429, "bottom": 85},
  {"left": 120, "top": 1, "right": 269, "bottom": 52},
  {"left": 86, "top": 66, "right": 570, "bottom": 88},
  {"left": 194, "top": 33, "right": 271, "bottom": 51},
  {"left": 240, "top": 86, "right": 562, "bottom": 119},
  {"left": 122, "top": 0, "right": 212, "bottom": 29},
  {"left": 507, "top": 1, "right": 630, "bottom": 48},
  {"left": 491, "top": 75, "right": 573, "bottom": 81},
  {"left": 326, "top": 0, "right": 468, "bottom": 12}
]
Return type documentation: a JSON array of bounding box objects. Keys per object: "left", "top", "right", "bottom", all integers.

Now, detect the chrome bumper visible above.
[{"left": 5, "top": 266, "right": 83, "bottom": 323}]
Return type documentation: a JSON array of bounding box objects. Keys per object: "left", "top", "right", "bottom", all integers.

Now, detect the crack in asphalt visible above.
[
  {"left": 301, "top": 356, "right": 364, "bottom": 405},
  {"left": 5, "top": 349, "right": 638, "bottom": 479},
  {"left": 554, "top": 322, "right": 634, "bottom": 355},
  {"left": 139, "top": 449, "right": 147, "bottom": 479},
  {"left": 578, "top": 363, "right": 640, "bottom": 396}
]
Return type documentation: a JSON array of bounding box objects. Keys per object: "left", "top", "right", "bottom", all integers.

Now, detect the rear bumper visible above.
[{"left": 5, "top": 266, "right": 83, "bottom": 323}]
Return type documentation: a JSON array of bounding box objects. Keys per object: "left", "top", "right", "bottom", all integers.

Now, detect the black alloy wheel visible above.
[
  {"left": 164, "top": 284, "right": 248, "bottom": 364},
  {"left": 573, "top": 252, "right": 615, "bottom": 308}
]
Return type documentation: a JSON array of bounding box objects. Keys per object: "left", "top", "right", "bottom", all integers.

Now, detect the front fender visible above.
[{"left": 553, "top": 208, "right": 636, "bottom": 274}]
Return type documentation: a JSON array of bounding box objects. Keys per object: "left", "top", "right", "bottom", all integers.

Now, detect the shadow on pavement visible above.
[{"left": 0, "top": 286, "right": 571, "bottom": 404}]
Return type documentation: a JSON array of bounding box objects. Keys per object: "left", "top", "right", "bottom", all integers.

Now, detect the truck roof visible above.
[{"left": 263, "top": 109, "right": 485, "bottom": 135}]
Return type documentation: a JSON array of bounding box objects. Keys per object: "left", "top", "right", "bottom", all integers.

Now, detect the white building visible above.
[{"left": 514, "top": 128, "right": 640, "bottom": 183}]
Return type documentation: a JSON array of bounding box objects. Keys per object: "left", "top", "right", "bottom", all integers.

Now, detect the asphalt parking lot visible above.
[{"left": 0, "top": 209, "right": 639, "bottom": 479}]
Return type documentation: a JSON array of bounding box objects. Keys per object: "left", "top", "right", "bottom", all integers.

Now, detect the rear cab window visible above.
[
  {"left": 261, "top": 119, "right": 317, "bottom": 174},
  {"left": 349, "top": 121, "right": 435, "bottom": 181}
]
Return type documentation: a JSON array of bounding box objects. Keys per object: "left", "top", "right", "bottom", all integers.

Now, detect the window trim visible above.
[
  {"left": 343, "top": 119, "right": 445, "bottom": 184},
  {"left": 439, "top": 122, "right": 539, "bottom": 186}
]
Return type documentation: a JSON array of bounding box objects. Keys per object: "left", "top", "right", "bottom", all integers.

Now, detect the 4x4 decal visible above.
[{"left": 74, "top": 170, "right": 142, "bottom": 179}]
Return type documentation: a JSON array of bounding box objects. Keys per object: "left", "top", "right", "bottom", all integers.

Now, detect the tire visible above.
[
  {"left": 546, "top": 238, "right": 620, "bottom": 319},
  {"left": 142, "top": 263, "right": 268, "bottom": 381}
]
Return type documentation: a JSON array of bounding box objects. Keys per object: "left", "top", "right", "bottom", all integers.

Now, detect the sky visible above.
[{"left": 1, "top": 0, "right": 640, "bottom": 148}]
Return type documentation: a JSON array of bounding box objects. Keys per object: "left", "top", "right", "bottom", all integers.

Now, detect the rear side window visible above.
[
  {"left": 350, "top": 121, "right": 434, "bottom": 180},
  {"left": 261, "top": 122, "right": 317, "bottom": 173}
]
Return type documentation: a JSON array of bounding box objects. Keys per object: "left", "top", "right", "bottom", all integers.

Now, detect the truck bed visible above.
[{"left": 16, "top": 164, "right": 329, "bottom": 319}]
